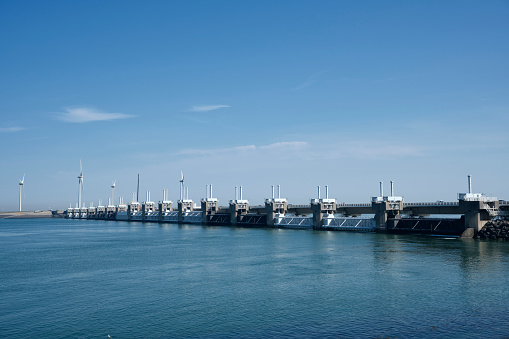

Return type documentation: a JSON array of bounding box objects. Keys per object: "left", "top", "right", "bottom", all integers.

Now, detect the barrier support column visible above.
[
  {"left": 230, "top": 200, "right": 249, "bottom": 226},
  {"left": 158, "top": 201, "right": 173, "bottom": 222},
  {"left": 311, "top": 199, "right": 336, "bottom": 230},
  {"left": 265, "top": 199, "right": 288, "bottom": 227},
  {"left": 201, "top": 198, "right": 218, "bottom": 225},
  {"left": 178, "top": 200, "right": 194, "bottom": 224},
  {"left": 458, "top": 194, "right": 498, "bottom": 235}
]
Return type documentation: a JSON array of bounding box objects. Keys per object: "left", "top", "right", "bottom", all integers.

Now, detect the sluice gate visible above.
[
  {"left": 275, "top": 216, "right": 313, "bottom": 229},
  {"left": 161, "top": 211, "right": 179, "bottom": 223},
  {"left": 323, "top": 217, "right": 376, "bottom": 232},
  {"left": 238, "top": 214, "right": 267, "bottom": 226},
  {"left": 182, "top": 211, "right": 202, "bottom": 224},
  {"left": 387, "top": 218, "right": 464, "bottom": 236},
  {"left": 206, "top": 213, "right": 230, "bottom": 225}
]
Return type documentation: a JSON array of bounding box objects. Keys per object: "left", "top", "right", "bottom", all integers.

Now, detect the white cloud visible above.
[
  {"left": 56, "top": 107, "right": 135, "bottom": 123},
  {"left": 233, "top": 145, "right": 257, "bottom": 152},
  {"left": 177, "top": 141, "right": 307, "bottom": 157},
  {"left": 0, "top": 126, "right": 25, "bottom": 132},
  {"left": 177, "top": 144, "right": 255, "bottom": 156},
  {"left": 260, "top": 141, "right": 308, "bottom": 150},
  {"left": 189, "top": 105, "right": 231, "bottom": 112}
]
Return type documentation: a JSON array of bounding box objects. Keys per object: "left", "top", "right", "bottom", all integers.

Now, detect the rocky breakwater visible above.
[{"left": 478, "top": 220, "right": 509, "bottom": 240}]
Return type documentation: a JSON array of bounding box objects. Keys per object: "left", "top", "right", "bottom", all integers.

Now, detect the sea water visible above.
[{"left": 1, "top": 218, "right": 508, "bottom": 338}]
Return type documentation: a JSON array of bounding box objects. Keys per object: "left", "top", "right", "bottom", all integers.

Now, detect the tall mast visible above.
[
  {"left": 78, "top": 160, "right": 83, "bottom": 208},
  {"left": 137, "top": 174, "right": 140, "bottom": 202}
]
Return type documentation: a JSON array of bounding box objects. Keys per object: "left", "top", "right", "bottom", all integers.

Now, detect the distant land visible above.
[{"left": 0, "top": 211, "right": 53, "bottom": 219}]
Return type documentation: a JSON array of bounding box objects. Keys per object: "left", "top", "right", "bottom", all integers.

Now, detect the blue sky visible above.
[{"left": 1, "top": 0, "right": 508, "bottom": 211}]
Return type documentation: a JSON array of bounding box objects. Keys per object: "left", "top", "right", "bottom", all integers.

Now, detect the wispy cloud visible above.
[
  {"left": 177, "top": 141, "right": 308, "bottom": 157},
  {"left": 290, "top": 70, "right": 328, "bottom": 92},
  {"left": 0, "top": 126, "right": 25, "bottom": 133},
  {"left": 260, "top": 141, "right": 308, "bottom": 150},
  {"left": 189, "top": 105, "right": 231, "bottom": 112},
  {"left": 56, "top": 107, "right": 135, "bottom": 123},
  {"left": 317, "top": 141, "right": 425, "bottom": 161},
  {"left": 290, "top": 80, "right": 316, "bottom": 91}
]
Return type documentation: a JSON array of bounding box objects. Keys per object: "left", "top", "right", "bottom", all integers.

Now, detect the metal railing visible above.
[{"left": 404, "top": 202, "right": 458, "bottom": 207}]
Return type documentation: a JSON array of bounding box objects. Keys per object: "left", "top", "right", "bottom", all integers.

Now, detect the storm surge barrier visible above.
[{"left": 65, "top": 178, "right": 507, "bottom": 236}]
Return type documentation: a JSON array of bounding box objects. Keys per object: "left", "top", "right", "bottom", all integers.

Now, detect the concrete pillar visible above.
[
  {"left": 127, "top": 203, "right": 140, "bottom": 221},
  {"left": 265, "top": 199, "right": 288, "bottom": 227},
  {"left": 158, "top": 201, "right": 172, "bottom": 222},
  {"left": 142, "top": 203, "right": 154, "bottom": 222},
  {"left": 79, "top": 207, "right": 87, "bottom": 219},
  {"left": 178, "top": 201, "right": 194, "bottom": 224},
  {"left": 127, "top": 204, "right": 133, "bottom": 221},
  {"left": 311, "top": 200, "right": 337, "bottom": 230},
  {"left": 106, "top": 206, "right": 116, "bottom": 220},
  {"left": 87, "top": 208, "right": 96, "bottom": 220},
  {"left": 230, "top": 201, "right": 249, "bottom": 226},
  {"left": 96, "top": 206, "right": 106, "bottom": 220},
  {"left": 201, "top": 199, "right": 218, "bottom": 224},
  {"left": 372, "top": 200, "right": 403, "bottom": 231},
  {"left": 311, "top": 202, "right": 322, "bottom": 230},
  {"left": 372, "top": 202, "right": 388, "bottom": 230},
  {"left": 459, "top": 199, "right": 499, "bottom": 234}
]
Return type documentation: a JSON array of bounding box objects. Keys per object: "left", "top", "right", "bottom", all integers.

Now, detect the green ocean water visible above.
[{"left": 1, "top": 218, "right": 508, "bottom": 338}]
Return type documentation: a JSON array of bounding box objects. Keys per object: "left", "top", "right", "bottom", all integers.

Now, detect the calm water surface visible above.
[{"left": 1, "top": 218, "right": 508, "bottom": 338}]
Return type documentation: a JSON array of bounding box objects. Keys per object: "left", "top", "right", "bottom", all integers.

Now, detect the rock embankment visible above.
[{"left": 478, "top": 220, "right": 509, "bottom": 240}]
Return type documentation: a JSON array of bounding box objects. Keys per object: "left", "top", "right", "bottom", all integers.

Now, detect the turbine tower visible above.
[
  {"left": 111, "top": 180, "right": 116, "bottom": 206},
  {"left": 18, "top": 174, "right": 25, "bottom": 212},
  {"left": 78, "top": 160, "right": 84, "bottom": 209}
]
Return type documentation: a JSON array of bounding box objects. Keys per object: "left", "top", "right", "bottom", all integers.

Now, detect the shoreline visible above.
[{"left": 0, "top": 211, "right": 54, "bottom": 219}]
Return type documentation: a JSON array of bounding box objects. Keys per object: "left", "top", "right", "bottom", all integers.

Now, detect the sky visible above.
[{"left": 1, "top": 0, "right": 508, "bottom": 211}]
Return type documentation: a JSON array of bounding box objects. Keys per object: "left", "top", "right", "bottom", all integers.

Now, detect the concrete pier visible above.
[
  {"left": 311, "top": 198, "right": 336, "bottom": 230},
  {"left": 458, "top": 193, "right": 498, "bottom": 234},
  {"left": 229, "top": 199, "right": 249, "bottom": 226},
  {"left": 158, "top": 201, "right": 173, "bottom": 222},
  {"left": 96, "top": 205, "right": 106, "bottom": 220},
  {"left": 372, "top": 198, "right": 403, "bottom": 231},
  {"left": 178, "top": 200, "right": 194, "bottom": 224},
  {"left": 127, "top": 201, "right": 141, "bottom": 221},
  {"left": 106, "top": 205, "right": 116, "bottom": 220},
  {"left": 265, "top": 198, "right": 287, "bottom": 227},
  {"left": 201, "top": 198, "right": 218, "bottom": 224}
]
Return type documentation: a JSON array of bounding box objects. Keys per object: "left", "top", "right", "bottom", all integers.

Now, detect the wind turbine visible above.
[
  {"left": 111, "top": 180, "right": 116, "bottom": 206},
  {"left": 179, "top": 171, "right": 184, "bottom": 201},
  {"left": 18, "top": 174, "right": 25, "bottom": 212},
  {"left": 78, "top": 160, "right": 84, "bottom": 209}
]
